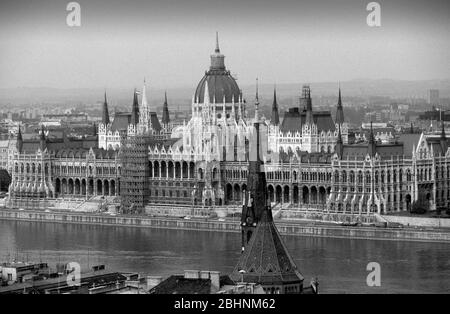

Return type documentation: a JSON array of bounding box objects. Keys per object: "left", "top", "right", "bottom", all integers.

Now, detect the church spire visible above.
[
  {"left": 215, "top": 31, "right": 220, "bottom": 53},
  {"left": 254, "top": 78, "right": 259, "bottom": 121},
  {"left": 102, "top": 91, "right": 110, "bottom": 125},
  {"left": 231, "top": 122, "right": 305, "bottom": 292},
  {"left": 271, "top": 85, "right": 280, "bottom": 125},
  {"left": 162, "top": 91, "right": 170, "bottom": 126},
  {"left": 335, "top": 85, "right": 345, "bottom": 124},
  {"left": 210, "top": 32, "right": 225, "bottom": 70},
  {"left": 130, "top": 88, "right": 139, "bottom": 125}
]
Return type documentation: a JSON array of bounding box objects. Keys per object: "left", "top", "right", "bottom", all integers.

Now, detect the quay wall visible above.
[
  {"left": 0, "top": 209, "right": 449, "bottom": 243},
  {"left": 381, "top": 215, "right": 450, "bottom": 228}
]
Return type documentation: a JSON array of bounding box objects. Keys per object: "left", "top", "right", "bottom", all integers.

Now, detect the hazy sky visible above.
[{"left": 0, "top": 0, "right": 449, "bottom": 90}]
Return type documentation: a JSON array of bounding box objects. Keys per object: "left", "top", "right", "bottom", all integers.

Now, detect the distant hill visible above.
[{"left": 1, "top": 79, "right": 449, "bottom": 108}]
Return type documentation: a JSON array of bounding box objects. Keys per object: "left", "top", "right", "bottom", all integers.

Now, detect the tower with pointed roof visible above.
[
  {"left": 271, "top": 86, "right": 280, "bottom": 126},
  {"left": 138, "top": 79, "right": 152, "bottom": 134},
  {"left": 230, "top": 122, "right": 306, "bottom": 294},
  {"left": 300, "top": 85, "right": 318, "bottom": 152},
  {"left": 254, "top": 78, "right": 260, "bottom": 122},
  {"left": 102, "top": 91, "right": 110, "bottom": 125},
  {"left": 334, "top": 86, "right": 349, "bottom": 144},
  {"left": 162, "top": 91, "right": 170, "bottom": 129},
  {"left": 335, "top": 87, "right": 344, "bottom": 125}
]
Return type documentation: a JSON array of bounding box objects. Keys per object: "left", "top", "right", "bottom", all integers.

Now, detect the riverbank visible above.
[{"left": 1, "top": 208, "right": 449, "bottom": 243}]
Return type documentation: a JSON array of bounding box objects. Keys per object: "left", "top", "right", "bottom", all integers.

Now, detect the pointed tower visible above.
[
  {"left": 139, "top": 79, "right": 151, "bottom": 132},
  {"left": 254, "top": 78, "right": 259, "bottom": 121},
  {"left": 231, "top": 122, "right": 305, "bottom": 293},
  {"left": 335, "top": 87, "right": 344, "bottom": 124},
  {"left": 368, "top": 122, "right": 376, "bottom": 157},
  {"left": 210, "top": 31, "right": 225, "bottom": 71},
  {"left": 271, "top": 86, "right": 280, "bottom": 125},
  {"left": 102, "top": 91, "right": 110, "bottom": 125},
  {"left": 162, "top": 91, "right": 170, "bottom": 127},
  {"left": 16, "top": 126, "right": 23, "bottom": 153},
  {"left": 130, "top": 89, "right": 139, "bottom": 126}
]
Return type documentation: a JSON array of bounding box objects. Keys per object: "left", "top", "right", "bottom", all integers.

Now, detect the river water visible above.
[{"left": 0, "top": 220, "right": 449, "bottom": 293}]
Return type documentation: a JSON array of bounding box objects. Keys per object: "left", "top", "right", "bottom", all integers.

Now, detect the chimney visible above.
[
  {"left": 209, "top": 271, "right": 220, "bottom": 292},
  {"left": 184, "top": 270, "right": 200, "bottom": 279},
  {"left": 146, "top": 276, "right": 163, "bottom": 291}
]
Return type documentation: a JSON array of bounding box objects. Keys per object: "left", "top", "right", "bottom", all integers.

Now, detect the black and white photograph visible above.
[{"left": 0, "top": 0, "right": 449, "bottom": 302}]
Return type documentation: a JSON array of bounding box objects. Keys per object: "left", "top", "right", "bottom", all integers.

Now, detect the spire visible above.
[
  {"left": 254, "top": 78, "right": 259, "bottom": 121},
  {"left": 240, "top": 122, "right": 266, "bottom": 237},
  {"left": 271, "top": 85, "right": 280, "bottom": 125},
  {"left": 16, "top": 126, "right": 23, "bottom": 153},
  {"left": 231, "top": 122, "right": 305, "bottom": 290},
  {"left": 130, "top": 89, "right": 139, "bottom": 125},
  {"left": 102, "top": 91, "right": 110, "bottom": 125},
  {"left": 335, "top": 86, "right": 345, "bottom": 124},
  {"left": 141, "top": 78, "right": 148, "bottom": 109},
  {"left": 162, "top": 91, "right": 170, "bottom": 125},
  {"left": 210, "top": 32, "right": 225, "bottom": 70},
  {"left": 215, "top": 31, "right": 220, "bottom": 53}
]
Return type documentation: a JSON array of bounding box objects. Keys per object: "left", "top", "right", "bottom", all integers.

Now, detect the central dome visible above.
[{"left": 194, "top": 34, "right": 241, "bottom": 104}]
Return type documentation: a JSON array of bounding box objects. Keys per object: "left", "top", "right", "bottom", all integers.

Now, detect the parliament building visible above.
[{"left": 6, "top": 36, "right": 450, "bottom": 215}]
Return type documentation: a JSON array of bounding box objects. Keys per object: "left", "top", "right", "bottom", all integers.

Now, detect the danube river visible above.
[{"left": 0, "top": 220, "right": 449, "bottom": 293}]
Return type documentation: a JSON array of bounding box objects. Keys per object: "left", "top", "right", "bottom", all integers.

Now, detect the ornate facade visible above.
[{"left": 6, "top": 35, "right": 450, "bottom": 216}]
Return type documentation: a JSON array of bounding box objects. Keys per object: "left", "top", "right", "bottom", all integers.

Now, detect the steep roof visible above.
[
  {"left": 398, "top": 133, "right": 421, "bottom": 157},
  {"left": 341, "top": 142, "right": 404, "bottom": 160},
  {"left": 280, "top": 108, "right": 335, "bottom": 133},
  {"left": 150, "top": 112, "right": 162, "bottom": 132},
  {"left": 110, "top": 112, "right": 131, "bottom": 132},
  {"left": 231, "top": 208, "right": 304, "bottom": 285},
  {"left": 231, "top": 122, "right": 303, "bottom": 286}
]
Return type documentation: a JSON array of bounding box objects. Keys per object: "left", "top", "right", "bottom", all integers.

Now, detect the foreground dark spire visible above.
[
  {"left": 102, "top": 91, "right": 110, "bottom": 125},
  {"left": 130, "top": 89, "right": 139, "bottom": 125},
  {"left": 230, "top": 122, "right": 305, "bottom": 294},
  {"left": 271, "top": 86, "right": 280, "bottom": 125}
]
